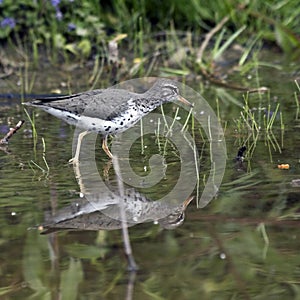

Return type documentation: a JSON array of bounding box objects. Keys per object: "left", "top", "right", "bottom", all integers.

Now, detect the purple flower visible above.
[
  {"left": 56, "top": 9, "right": 63, "bottom": 20},
  {"left": 0, "top": 0, "right": 3, "bottom": 5},
  {"left": 68, "top": 23, "right": 76, "bottom": 31},
  {"left": 1, "top": 17, "right": 16, "bottom": 29},
  {"left": 50, "top": 0, "right": 60, "bottom": 8}
]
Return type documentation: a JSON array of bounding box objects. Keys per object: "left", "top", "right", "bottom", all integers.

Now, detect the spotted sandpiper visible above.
[
  {"left": 39, "top": 188, "right": 194, "bottom": 233},
  {"left": 23, "top": 79, "right": 193, "bottom": 160}
]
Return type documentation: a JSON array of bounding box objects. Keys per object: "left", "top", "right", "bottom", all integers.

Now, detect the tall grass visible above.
[{"left": 1, "top": 0, "right": 299, "bottom": 65}]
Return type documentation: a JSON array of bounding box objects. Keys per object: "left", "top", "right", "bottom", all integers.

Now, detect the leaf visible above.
[
  {"left": 64, "top": 43, "right": 78, "bottom": 55},
  {"left": 23, "top": 234, "right": 45, "bottom": 291},
  {"left": 75, "top": 27, "right": 89, "bottom": 37},
  {"left": 159, "top": 67, "right": 190, "bottom": 76},
  {"left": 213, "top": 25, "right": 247, "bottom": 61},
  {"left": 0, "top": 285, "right": 15, "bottom": 296},
  {"left": 65, "top": 243, "right": 108, "bottom": 260},
  {"left": 22, "top": 233, "right": 50, "bottom": 298},
  {"left": 275, "top": 25, "right": 296, "bottom": 53},
  {"left": 60, "top": 258, "right": 83, "bottom": 300},
  {"left": 78, "top": 39, "right": 91, "bottom": 57},
  {"left": 53, "top": 33, "right": 66, "bottom": 49}
]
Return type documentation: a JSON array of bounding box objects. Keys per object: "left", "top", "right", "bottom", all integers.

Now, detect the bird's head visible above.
[
  {"left": 147, "top": 79, "right": 193, "bottom": 107},
  {"left": 158, "top": 196, "right": 194, "bottom": 230}
]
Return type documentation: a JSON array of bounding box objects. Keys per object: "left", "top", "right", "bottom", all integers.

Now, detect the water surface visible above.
[{"left": 1, "top": 49, "right": 300, "bottom": 299}]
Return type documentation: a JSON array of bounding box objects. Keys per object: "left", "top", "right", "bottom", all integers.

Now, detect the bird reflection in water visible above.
[{"left": 39, "top": 188, "right": 193, "bottom": 234}]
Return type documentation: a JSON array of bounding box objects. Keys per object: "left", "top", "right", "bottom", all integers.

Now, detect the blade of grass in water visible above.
[
  {"left": 23, "top": 108, "right": 38, "bottom": 157},
  {"left": 213, "top": 25, "right": 247, "bottom": 61}
]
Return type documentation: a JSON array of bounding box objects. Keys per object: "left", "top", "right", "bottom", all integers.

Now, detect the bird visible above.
[
  {"left": 38, "top": 188, "right": 194, "bottom": 234},
  {"left": 23, "top": 79, "right": 193, "bottom": 161}
]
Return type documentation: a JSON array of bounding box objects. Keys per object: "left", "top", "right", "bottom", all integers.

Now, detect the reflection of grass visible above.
[
  {"left": 28, "top": 137, "right": 49, "bottom": 176},
  {"left": 295, "top": 80, "right": 300, "bottom": 120},
  {"left": 154, "top": 104, "right": 210, "bottom": 207},
  {"left": 24, "top": 108, "right": 49, "bottom": 176}
]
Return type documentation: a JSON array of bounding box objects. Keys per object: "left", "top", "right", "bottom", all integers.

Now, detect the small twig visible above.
[
  {"left": 0, "top": 68, "right": 14, "bottom": 79},
  {"left": 0, "top": 120, "right": 25, "bottom": 145},
  {"left": 196, "top": 16, "right": 229, "bottom": 64}
]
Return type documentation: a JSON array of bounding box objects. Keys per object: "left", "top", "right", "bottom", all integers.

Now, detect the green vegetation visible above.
[
  {"left": 1, "top": 0, "right": 299, "bottom": 63},
  {"left": 0, "top": 0, "right": 299, "bottom": 104},
  {"left": 2, "top": 2, "right": 300, "bottom": 299}
]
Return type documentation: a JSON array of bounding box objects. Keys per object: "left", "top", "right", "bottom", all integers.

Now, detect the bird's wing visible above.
[{"left": 24, "top": 89, "right": 141, "bottom": 120}]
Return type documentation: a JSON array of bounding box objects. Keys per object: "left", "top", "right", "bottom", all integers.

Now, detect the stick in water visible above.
[{"left": 0, "top": 120, "right": 25, "bottom": 144}]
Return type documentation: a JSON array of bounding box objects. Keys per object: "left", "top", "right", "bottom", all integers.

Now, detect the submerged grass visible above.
[
  {"left": 24, "top": 108, "right": 49, "bottom": 176},
  {"left": 23, "top": 108, "right": 37, "bottom": 155},
  {"left": 231, "top": 87, "right": 285, "bottom": 164}
]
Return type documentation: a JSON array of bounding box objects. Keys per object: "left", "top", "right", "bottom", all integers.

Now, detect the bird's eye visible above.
[
  {"left": 162, "top": 89, "right": 171, "bottom": 97},
  {"left": 170, "top": 86, "right": 179, "bottom": 96},
  {"left": 177, "top": 212, "right": 184, "bottom": 221},
  {"left": 162, "top": 85, "right": 178, "bottom": 98}
]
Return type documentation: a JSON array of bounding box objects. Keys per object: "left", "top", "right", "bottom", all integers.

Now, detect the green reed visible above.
[{"left": 23, "top": 108, "right": 37, "bottom": 156}]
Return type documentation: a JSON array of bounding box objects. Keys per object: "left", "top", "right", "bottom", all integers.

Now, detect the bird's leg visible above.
[
  {"left": 69, "top": 130, "right": 89, "bottom": 164},
  {"left": 102, "top": 135, "right": 113, "bottom": 159}
]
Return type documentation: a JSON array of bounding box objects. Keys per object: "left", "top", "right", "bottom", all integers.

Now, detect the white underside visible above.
[{"left": 43, "top": 106, "right": 142, "bottom": 134}]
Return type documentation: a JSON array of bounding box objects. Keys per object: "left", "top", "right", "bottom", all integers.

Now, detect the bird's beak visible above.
[
  {"left": 178, "top": 95, "right": 194, "bottom": 107},
  {"left": 183, "top": 196, "right": 194, "bottom": 209}
]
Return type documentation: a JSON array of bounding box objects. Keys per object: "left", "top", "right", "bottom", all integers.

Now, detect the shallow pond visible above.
[{"left": 1, "top": 48, "right": 300, "bottom": 299}]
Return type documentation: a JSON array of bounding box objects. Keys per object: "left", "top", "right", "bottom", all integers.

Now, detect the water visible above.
[{"left": 1, "top": 49, "right": 300, "bottom": 299}]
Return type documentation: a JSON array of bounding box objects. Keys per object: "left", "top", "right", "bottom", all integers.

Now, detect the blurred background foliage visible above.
[{"left": 0, "top": 0, "right": 300, "bottom": 60}]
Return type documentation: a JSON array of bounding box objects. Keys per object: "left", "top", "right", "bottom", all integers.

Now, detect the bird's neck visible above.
[{"left": 135, "top": 97, "right": 162, "bottom": 114}]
